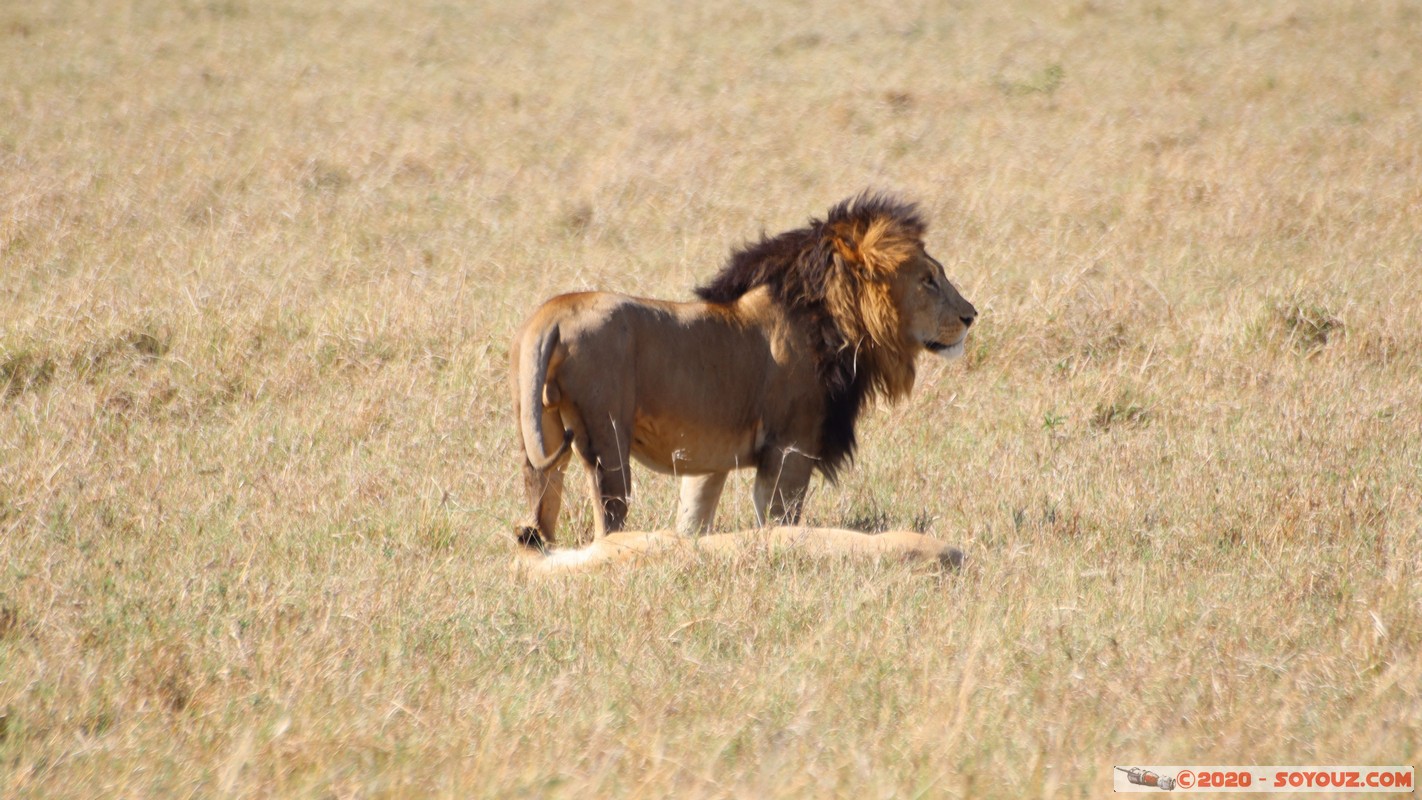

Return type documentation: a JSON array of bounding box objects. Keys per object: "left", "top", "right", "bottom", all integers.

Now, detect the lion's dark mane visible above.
[{"left": 694, "top": 193, "right": 926, "bottom": 479}]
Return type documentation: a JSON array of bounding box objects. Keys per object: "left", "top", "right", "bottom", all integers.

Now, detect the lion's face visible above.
[{"left": 894, "top": 248, "right": 977, "bottom": 359}]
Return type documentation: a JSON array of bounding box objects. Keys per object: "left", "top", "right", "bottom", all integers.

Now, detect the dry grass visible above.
[{"left": 2, "top": 0, "right": 1420, "bottom": 796}]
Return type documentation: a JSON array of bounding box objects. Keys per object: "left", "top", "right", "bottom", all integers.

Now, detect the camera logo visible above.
[{"left": 1116, "top": 766, "right": 1176, "bottom": 791}]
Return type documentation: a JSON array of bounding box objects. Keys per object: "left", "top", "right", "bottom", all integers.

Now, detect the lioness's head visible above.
[{"left": 893, "top": 248, "right": 976, "bottom": 360}]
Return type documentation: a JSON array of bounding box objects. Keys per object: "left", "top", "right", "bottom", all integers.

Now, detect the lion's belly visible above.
[{"left": 630, "top": 411, "right": 759, "bottom": 475}]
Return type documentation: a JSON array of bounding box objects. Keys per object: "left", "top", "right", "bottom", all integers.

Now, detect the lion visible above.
[
  {"left": 512, "top": 526, "right": 965, "bottom": 577},
  {"left": 509, "top": 192, "right": 976, "bottom": 548}
]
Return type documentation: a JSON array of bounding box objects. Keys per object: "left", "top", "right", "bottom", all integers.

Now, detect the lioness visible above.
[
  {"left": 510, "top": 193, "right": 975, "bottom": 547},
  {"left": 513, "top": 526, "right": 964, "bottom": 577}
]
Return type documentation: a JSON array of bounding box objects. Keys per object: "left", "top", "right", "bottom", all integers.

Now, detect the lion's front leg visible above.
[
  {"left": 753, "top": 449, "right": 813, "bottom": 526},
  {"left": 676, "top": 472, "right": 728, "bottom": 535}
]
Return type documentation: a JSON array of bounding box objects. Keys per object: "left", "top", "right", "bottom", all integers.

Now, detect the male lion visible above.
[{"left": 510, "top": 192, "right": 976, "bottom": 547}]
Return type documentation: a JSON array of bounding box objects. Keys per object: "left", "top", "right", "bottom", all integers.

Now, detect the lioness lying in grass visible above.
[{"left": 513, "top": 526, "right": 963, "bottom": 576}]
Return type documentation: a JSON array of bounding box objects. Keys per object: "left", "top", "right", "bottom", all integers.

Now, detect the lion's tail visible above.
[{"left": 518, "top": 322, "right": 574, "bottom": 472}]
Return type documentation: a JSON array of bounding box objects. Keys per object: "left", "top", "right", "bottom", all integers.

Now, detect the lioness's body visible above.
[
  {"left": 511, "top": 194, "right": 976, "bottom": 546},
  {"left": 512, "top": 526, "right": 964, "bottom": 577}
]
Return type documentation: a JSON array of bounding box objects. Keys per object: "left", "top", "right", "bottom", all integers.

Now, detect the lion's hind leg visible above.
[
  {"left": 518, "top": 406, "right": 571, "bottom": 549},
  {"left": 573, "top": 411, "right": 634, "bottom": 540}
]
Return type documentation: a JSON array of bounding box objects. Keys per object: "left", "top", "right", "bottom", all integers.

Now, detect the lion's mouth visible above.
[{"left": 923, "top": 338, "right": 966, "bottom": 359}]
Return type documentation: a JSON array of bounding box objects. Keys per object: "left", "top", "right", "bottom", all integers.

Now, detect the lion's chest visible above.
[{"left": 630, "top": 411, "right": 763, "bottom": 475}]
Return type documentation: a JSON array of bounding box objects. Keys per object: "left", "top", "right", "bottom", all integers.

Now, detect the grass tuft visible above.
[
  {"left": 0, "top": 349, "right": 55, "bottom": 398},
  {"left": 1000, "top": 63, "right": 1066, "bottom": 96},
  {"left": 1091, "top": 387, "right": 1153, "bottom": 431},
  {"left": 1275, "top": 298, "right": 1345, "bottom": 352}
]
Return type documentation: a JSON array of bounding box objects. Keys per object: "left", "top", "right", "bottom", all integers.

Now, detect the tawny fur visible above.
[
  {"left": 512, "top": 527, "right": 965, "bottom": 576},
  {"left": 509, "top": 192, "right": 977, "bottom": 546}
]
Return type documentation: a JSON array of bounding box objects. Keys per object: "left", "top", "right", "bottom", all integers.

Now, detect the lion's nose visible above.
[{"left": 961, "top": 314, "right": 976, "bottom": 329}]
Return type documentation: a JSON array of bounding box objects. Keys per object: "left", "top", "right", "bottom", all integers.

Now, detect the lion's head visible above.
[{"left": 696, "top": 192, "right": 976, "bottom": 475}]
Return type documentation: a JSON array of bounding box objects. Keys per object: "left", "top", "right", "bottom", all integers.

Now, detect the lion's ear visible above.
[
  {"left": 830, "top": 223, "right": 862, "bottom": 265},
  {"left": 831, "top": 236, "right": 860, "bottom": 264}
]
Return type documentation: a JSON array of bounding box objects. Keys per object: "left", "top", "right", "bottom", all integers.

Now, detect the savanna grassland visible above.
[{"left": 3, "top": 0, "right": 1421, "bottom": 796}]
